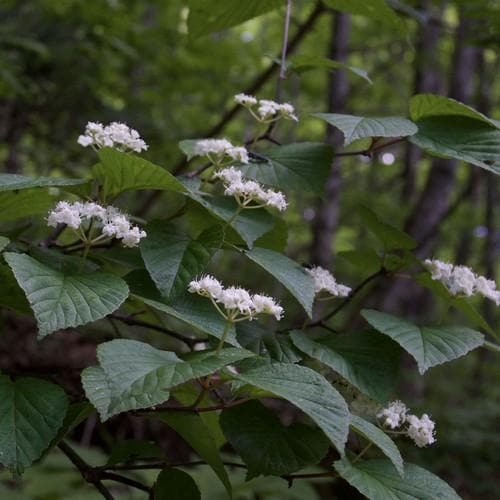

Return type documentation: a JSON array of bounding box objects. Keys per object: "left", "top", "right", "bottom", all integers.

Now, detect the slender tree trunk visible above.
[{"left": 310, "top": 12, "right": 350, "bottom": 268}]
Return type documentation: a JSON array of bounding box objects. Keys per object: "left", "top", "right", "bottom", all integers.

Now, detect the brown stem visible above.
[{"left": 135, "top": 397, "right": 251, "bottom": 414}]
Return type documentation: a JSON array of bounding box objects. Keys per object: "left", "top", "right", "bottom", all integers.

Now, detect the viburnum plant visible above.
[{"left": 1, "top": 91, "right": 499, "bottom": 500}]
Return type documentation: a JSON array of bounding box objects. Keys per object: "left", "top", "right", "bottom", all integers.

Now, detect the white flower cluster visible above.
[
  {"left": 193, "top": 139, "right": 249, "bottom": 165},
  {"left": 213, "top": 167, "right": 287, "bottom": 211},
  {"left": 77, "top": 122, "right": 148, "bottom": 153},
  {"left": 188, "top": 275, "right": 283, "bottom": 321},
  {"left": 307, "top": 266, "right": 351, "bottom": 297},
  {"left": 378, "top": 400, "right": 436, "bottom": 448},
  {"left": 47, "top": 201, "right": 146, "bottom": 248},
  {"left": 234, "top": 93, "right": 298, "bottom": 122},
  {"left": 424, "top": 259, "right": 500, "bottom": 306}
]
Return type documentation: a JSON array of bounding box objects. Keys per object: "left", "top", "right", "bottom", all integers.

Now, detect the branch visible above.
[
  {"left": 100, "top": 472, "right": 150, "bottom": 493},
  {"left": 333, "top": 137, "right": 406, "bottom": 158},
  {"left": 134, "top": 397, "right": 251, "bottom": 415},
  {"left": 110, "top": 313, "right": 207, "bottom": 348}
]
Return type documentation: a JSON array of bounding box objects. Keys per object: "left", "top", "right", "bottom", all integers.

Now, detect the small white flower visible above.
[
  {"left": 252, "top": 294, "right": 283, "bottom": 320},
  {"left": 475, "top": 276, "right": 500, "bottom": 306},
  {"left": 121, "top": 226, "right": 147, "bottom": 248},
  {"left": 307, "top": 266, "right": 351, "bottom": 297},
  {"left": 78, "top": 121, "right": 148, "bottom": 153},
  {"left": 188, "top": 275, "right": 224, "bottom": 300},
  {"left": 234, "top": 93, "right": 257, "bottom": 106},
  {"left": 377, "top": 400, "right": 408, "bottom": 429},
  {"left": 193, "top": 139, "right": 249, "bottom": 165},
  {"left": 47, "top": 201, "right": 82, "bottom": 229},
  {"left": 227, "top": 146, "right": 249, "bottom": 164},
  {"left": 219, "top": 287, "right": 255, "bottom": 316},
  {"left": 406, "top": 413, "right": 436, "bottom": 448}
]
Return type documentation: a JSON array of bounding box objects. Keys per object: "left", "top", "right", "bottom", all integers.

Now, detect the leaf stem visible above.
[{"left": 215, "top": 320, "right": 232, "bottom": 355}]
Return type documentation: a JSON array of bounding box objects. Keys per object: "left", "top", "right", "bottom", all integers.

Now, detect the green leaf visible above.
[
  {"left": 0, "top": 264, "right": 30, "bottom": 313},
  {"left": 322, "top": 0, "right": 405, "bottom": 33},
  {"left": 0, "top": 375, "right": 68, "bottom": 473},
  {"left": 239, "top": 142, "right": 334, "bottom": 193},
  {"left": 94, "top": 147, "right": 186, "bottom": 199},
  {"left": 220, "top": 400, "right": 329, "bottom": 479},
  {"left": 107, "top": 439, "right": 164, "bottom": 466},
  {"left": 289, "top": 330, "right": 400, "bottom": 402},
  {"left": 253, "top": 217, "right": 288, "bottom": 252},
  {"left": 350, "top": 415, "right": 403, "bottom": 476},
  {"left": 361, "top": 309, "right": 484, "bottom": 374},
  {"left": 0, "top": 174, "right": 86, "bottom": 192},
  {"left": 235, "top": 363, "right": 350, "bottom": 455},
  {"left": 140, "top": 222, "right": 222, "bottom": 299},
  {"left": 359, "top": 206, "right": 416, "bottom": 251},
  {"left": 154, "top": 468, "right": 201, "bottom": 500},
  {"left": 409, "top": 94, "right": 500, "bottom": 175},
  {"left": 334, "top": 458, "right": 461, "bottom": 500},
  {"left": 82, "top": 339, "right": 253, "bottom": 420},
  {"left": 0, "top": 188, "right": 54, "bottom": 222},
  {"left": 338, "top": 249, "right": 381, "bottom": 275},
  {"left": 156, "top": 412, "right": 231, "bottom": 496},
  {"left": 243, "top": 247, "right": 315, "bottom": 317},
  {"left": 0, "top": 236, "right": 10, "bottom": 251},
  {"left": 187, "top": 192, "right": 274, "bottom": 248},
  {"left": 313, "top": 114, "right": 417, "bottom": 146},
  {"left": 4, "top": 252, "right": 129, "bottom": 338},
  {"left": 187, "top": 0, "right": 283, "bottom": 37},
  {"left": 289, "top": 55, "right": 372, "bottom": 84}
]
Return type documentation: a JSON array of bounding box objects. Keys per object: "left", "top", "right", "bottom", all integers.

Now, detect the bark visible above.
[{"left": 310, "top": 12, "right": 351, "bottom": 267}]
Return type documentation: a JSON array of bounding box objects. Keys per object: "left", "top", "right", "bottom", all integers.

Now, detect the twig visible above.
[
  {"left": 98, "top": 461, "right": 247, "bottom": 472},
  {"left": 58, "top": 441, "right": 114, "bottom": 500},
  {"left": 333, "top": 137, "right": 406, "bottom": 159},
  {"left": 135, "top": 397, "right": 251, "bottom": 414},
  {"left": 110, "top": 313, "right": 207, "bottom": 348},
  {"left": 276, "top": 0, "right": 293, "bottom": 100},
  {"left": 100, "top": 472, "right": 150, "bottom": 493}
]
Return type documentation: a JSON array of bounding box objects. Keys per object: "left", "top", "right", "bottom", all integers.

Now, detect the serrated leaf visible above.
[
  {"left": 313, "top": 113, "right": 417, "bottom": 146},
  {"left": 187, "top": 192, "right": 274, "bottom": 248},
  {"left": 187, "top": 0, "right": 283, "bottom": 37},
  {"left": 359, "top": 206, "right": 416, "bottom": 251},
  {"left": 334, "top": 458, "right": 461, "bottom": 500},
  {"left": 0, "top": 188, "right": 54, "bottom": 222},
  {"left": 140, "top": 222, "right": 222, "bottom": 299},
  {"left": 361, "top": 309, "right": 484, "bottom": 374},
  {"left": 220, "top": 400, "right": 329, "bottom": 479},
  {"left": 289, "top": 330, "right": 400, "bottom": 402},
  {"left": 82, "top": 339, "right": 253, "bottom": 420},
  {"left": 243, "top": 247, "right": 315, "bottom": 317},
  {"left": 4, "top": 252, "right": 129, "bottom": 338},
  {"left": 289, "top": 55, "right": 372, "bottom": 84},
  {"left": 0, "top": 174, "right": 86, "bottom": 192},
  {"left": 235, "top": 363, "right": 350, "bottom": 455},
  {"left": 94, "top": 147, "right": 185, "bottom": 199},
  {"left": 156, "top": 412, "right": 231, "bottom": 496},
  {"left": 253, "top": 217, "right": 288, "bottom": 252},
  {"left": 0, "top": 375, "right": 68, "bottom": 473},
  {"left": 239, "top": 142, "right": 333, "bottom": 193},
  {"left": 350, "top": 415, "right": 403, "bottom": 476},
  {"left": 154, "top": 468, "right": 201, "bottom": 500}
]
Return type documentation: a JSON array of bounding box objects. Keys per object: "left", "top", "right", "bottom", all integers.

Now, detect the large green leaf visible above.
[
  {"left": 334, "top": 458, "right": 461, "bottom": 500},
  {"left": 187, "top": 192, "right": 274, "bottom": 248},
  {"left": 359, "top": 206, "right": 416, "bottom": 251},
  {"left": 0, "top": 188, "right": 54, "bottom": 222},
  {"left": 243, "top": 247, "right": 315, "bottom": 317},
  {"left": 157, "top": 412, "right": 231, "bottom": 496},
  {"left": 0, "top": 236, "right": 9, "bottom": 252},
  {"left": 361, "top": 309, "right": 484, "bottom": 374},
  {"left": 235, "top": 363, "right": 350, "bottom": 455},
  {"left": 313, "top": 114, "right": 417, "bottom": 146},
  {"left": 154, "top": 468, "right": 201, "bottom": 500},
  {"left": 82, "top": 339, "right": 253, "bottom": 420},
  {"left": 0, "top": 375, "right": 68, "bottom": 473},
  {"left": 239, "top": 142, "right": 333, "bottom": 193},
  {"left": 289, "top": 330, "right": 400, "bottom": 402},
  {"left": 409, "top": 94, "right": 500, "bottom": 175},
  {"left": 94, "top": 147, "right": 185, "bottom": 199},
  {"left": 0, "top": 264, "right": 30, "bottom": 313},
  {"left": 4, "top": 252, "right": 129, "bottom": 338},
  {"left": 289, "top": 55, "right": 372, "bottom": 84},
  {"left": 350, "top": 415, "right": 403, "bottom": 476},
  {"left": 140, "top": 222, "right": 222, "bottom": 299},
  {"left": 220, "top": 400, "right": 329, "bottom": 479},
  {"left": 187, "top": 0, "right": 283, "bottom": 37},
  {"left": 323, "top": 0, "right": 404, "bottom": 33},
  {"left": 0, "top": 174, "right": 85, "bottom": 192}
]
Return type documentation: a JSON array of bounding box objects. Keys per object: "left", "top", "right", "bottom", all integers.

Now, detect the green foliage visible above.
[
  {"left": 0, "top": 174, "right": 86, "bottom": 192},
  {"left": 313, "top": 114, "right": 417, "bottom": 146},
  {"left": 362, "top": 309, "right": 484, "bottom": 374},
  {"left": 0, "top": 189, "right": 55, "bottom": 222},
  {"left": 0, "top": 376, "right": 68, "bottom": 473},
  {"left": 4, "top": 252, "right": 129, "bottom": 338},
  {"left": 154, "top": 468, "right": 201, "bottom": 500},
  {"left": 220, "top": 400, "right": 329, "bottom": 479},
  {"left": 334, "top": 458, "right": 461, "bottom": 499}
]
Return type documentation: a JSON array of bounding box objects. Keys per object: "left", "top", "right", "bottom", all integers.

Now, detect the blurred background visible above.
[{"left": 0, "top": 0, "right": 499, "bottom": 498}]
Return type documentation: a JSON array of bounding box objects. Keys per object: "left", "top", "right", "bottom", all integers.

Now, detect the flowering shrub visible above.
[{"left": 1, "top": 87, "right": 498, "bottom": 498}]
